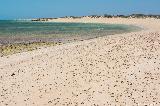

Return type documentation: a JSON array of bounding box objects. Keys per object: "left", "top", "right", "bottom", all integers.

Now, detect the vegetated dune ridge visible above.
[{"left": 0, "top": 18, "right": 160, "bottom": 106}]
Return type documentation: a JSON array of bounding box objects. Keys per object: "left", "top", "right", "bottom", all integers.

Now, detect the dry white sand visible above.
[{"left": 0, "top": 18, "right": 160, "bottom": 106}]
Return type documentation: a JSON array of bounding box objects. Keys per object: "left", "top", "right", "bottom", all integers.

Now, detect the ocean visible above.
[{"left": 0, "top": 20, "right": 140, "bottom": 44}]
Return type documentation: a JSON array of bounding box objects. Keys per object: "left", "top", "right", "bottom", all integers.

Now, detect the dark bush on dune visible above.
[{"left": 104, "top": 14, "right": 113, "bottom": 18}]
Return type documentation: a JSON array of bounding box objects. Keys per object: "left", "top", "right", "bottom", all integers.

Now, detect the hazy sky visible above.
[{"left": 0, "top": 0, "right": 160, "bottom": 19}]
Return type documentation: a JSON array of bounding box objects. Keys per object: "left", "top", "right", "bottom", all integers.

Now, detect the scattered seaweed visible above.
[{"left": 0, "top": 42, "right": 62, "bottom": 56}]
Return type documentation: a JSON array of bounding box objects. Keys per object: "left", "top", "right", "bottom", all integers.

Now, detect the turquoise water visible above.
[{"left": 0, "top": 20, "right": 140, "bottom": 44}]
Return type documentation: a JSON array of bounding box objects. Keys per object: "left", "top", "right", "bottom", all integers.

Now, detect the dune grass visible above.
[{"left": 0, "top": 42, "right": 62, "bottom": 57}]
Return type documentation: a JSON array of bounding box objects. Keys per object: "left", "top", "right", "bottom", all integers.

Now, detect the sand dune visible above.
[{"left": 0, "top": 18, "right": 160, "bottom": 106}]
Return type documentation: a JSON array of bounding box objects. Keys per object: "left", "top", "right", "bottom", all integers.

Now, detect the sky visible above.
[{"left": 0, "top": 0, "right": 160, "bottom": 19}]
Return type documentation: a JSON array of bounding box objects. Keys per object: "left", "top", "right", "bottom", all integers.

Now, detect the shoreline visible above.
[
  {"left": 1, "top": 18, "right": 160, "bottom": 105},
  {"left": 47, "top": 17, "right": 160, "bottom": 29},
  {"left": 0, "top": 20, "right": 142, "bottom": 56}
]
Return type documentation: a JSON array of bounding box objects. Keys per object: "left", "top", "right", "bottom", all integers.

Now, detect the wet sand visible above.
[
  {"left": 0, "top": 18, "right": 160, "bottom": 106},
  {"left": 0, "top": 35, "right": 91, "bottom": 56}
]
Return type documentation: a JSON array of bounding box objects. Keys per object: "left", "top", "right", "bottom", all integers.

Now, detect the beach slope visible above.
[{"left": 0, "top": 18, "right": 160, "bottom": 106}]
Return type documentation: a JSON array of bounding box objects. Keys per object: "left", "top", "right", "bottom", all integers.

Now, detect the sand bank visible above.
[{"left": 0, "top": 18, "right": 160, "bottom": 106}]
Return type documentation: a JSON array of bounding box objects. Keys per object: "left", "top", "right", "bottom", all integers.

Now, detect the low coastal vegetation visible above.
[
  {"left": 0, "top": 42, "right": 62, "bottom": 56},
  {"left": 32, "top": 14, "right": 160, "bottom": 21}
]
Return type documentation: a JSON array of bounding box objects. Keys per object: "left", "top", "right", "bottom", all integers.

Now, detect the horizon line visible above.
[{"left": 1, "top": 13, "right": 160, "bottom": 20}]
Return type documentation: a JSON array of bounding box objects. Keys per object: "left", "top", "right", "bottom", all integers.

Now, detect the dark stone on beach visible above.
[{"left": 11, "top": 73, "right": 15, "bottom": 76}]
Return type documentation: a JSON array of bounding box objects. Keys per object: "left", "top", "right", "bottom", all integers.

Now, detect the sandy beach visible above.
[{"left": 1, "top": 17, "right": 160, "bottom": 106}]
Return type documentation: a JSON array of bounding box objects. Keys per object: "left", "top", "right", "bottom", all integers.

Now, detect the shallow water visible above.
[{"left": 0, "top": 20, "right": 140, "bottom": 44}]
